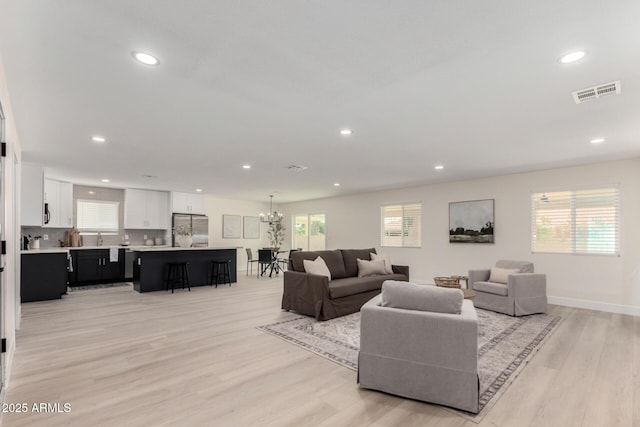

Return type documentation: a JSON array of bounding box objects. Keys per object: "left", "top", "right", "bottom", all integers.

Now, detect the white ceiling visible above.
[{"left": 1, "top": 0, "right": 639, "bottom": 203}]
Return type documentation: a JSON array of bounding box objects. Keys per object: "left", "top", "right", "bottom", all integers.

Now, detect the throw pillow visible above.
[
  {"left": 303, "top": 256, "right": 331, "bottom": 281},
  {"left": 370, "top": 252, "right": 393, "bottom": 274},
  {"left": 357, "top": 258, "right": 387, "bottom": 277},
  {"left": 489, "top": 267, "right": 520, "bottom": 284},
  {"left": 381, "top": 280, "right": 463, "bottom": 314}
]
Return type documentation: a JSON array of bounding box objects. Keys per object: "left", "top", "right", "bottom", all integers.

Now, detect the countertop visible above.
[
  {"left": 22, "top": 245, "right": 240, "bottom": 255},
  {"left": 21, "top": 248, "right": 71, "bottom": 255},
  {"left": 133, "top": 246, "right": 240, "bottom": 252},
  {"left": 21, "top": 245, "right": 169, "bottom": 254}
]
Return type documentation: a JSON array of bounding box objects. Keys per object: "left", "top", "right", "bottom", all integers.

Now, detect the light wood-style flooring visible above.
[{"left": 1, "top": 275, "right": 638, "bottom": 426}]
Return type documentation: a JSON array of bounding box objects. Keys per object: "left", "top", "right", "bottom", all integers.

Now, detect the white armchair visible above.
[{"left": 468, "top": 260, "right": 547, "bottom": 316}]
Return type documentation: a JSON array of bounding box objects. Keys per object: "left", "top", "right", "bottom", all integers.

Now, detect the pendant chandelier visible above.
[{"left": 260, "top": 194, "right": 283, "bottom": 223}]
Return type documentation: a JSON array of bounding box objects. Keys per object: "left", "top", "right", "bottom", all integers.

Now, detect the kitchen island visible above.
[{"left": 132, "top": 247, "right": 238, "bottom": 293}]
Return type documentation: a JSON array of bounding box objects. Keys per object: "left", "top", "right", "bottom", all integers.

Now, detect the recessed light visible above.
[
  {"left": 132, "top": 51, "right": 160, "bottom": 66},
  {"left": 242, "top": 164, "right": 251, "bottom": 169},
  {"left": 340, "top": 129, "right": 353, "bottom": 135},
  {"left": 590, "top": 138, "right": 605, "bottom": 144},
  {"left": 560, "top": 50, "right": 586, "bottom": 64},
  {"left": 334, "top": 183, "right": 340, "bottom": 187},
  {"left": 195, "top": 189, "right": 203, "bottom": 192},
  {"left": 434, "top": 165, "right": 444, "bottom": 170},
  {"left": 101, "top": 179, "right": 110, "bottom": 183},
  {"left": 88, "top": 191, "right": 95, "bottom": 195},
  {"left": 91, "top": 136, "right": 106, "bottom": 143}
]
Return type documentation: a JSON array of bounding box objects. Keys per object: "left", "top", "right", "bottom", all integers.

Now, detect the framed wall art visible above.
[
  {"left": 243, "top": 216, "right": 260, "bottom": 239},
  {"left": 222, "top": 214, "right": 241, "bottom": 239},
  {"left": 449, "top": 199, "right": 494, "bottom": 243}
]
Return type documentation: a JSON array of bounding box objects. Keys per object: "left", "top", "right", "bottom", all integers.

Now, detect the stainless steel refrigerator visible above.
[{"left": 172, "top": 214, "right": 209, "bottom": 247}]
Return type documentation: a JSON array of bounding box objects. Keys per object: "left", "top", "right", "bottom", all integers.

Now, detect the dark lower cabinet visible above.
[
  {"left": 21, "top": 253, "right": 69, "bottom": 303},
  {"left": 71, "top": 249, "right": 125, "bottom": 284}
]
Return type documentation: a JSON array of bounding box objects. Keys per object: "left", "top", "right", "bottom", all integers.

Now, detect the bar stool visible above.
[
  {"left": 166, "top": 262, "right": 191, "bottom": 293},
  {"left": 210, "top": 260, "right": 232, "bottom": 287}
]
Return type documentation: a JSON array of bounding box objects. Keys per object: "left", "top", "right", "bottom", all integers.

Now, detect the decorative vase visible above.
[{"left": 176, "top": 235, "right": 193, "bottom": 248}]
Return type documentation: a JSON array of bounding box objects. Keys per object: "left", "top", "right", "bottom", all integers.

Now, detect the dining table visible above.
[{"left": 260, "top": 248, "right": 287, "bottom": 277}]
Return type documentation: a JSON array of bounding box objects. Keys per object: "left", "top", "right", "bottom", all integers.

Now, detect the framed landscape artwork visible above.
[
  {"left": 449, "top": 199, "right": 495, "bottom": 243},
  {"left": 243, "top": 216, "right": 260, "bottom": 239},
  {"left": 222, "top": 214, "right": 241, "bottom": 239}
]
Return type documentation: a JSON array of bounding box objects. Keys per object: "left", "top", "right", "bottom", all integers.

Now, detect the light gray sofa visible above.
[
  {"left": 469, "top": 260, "right": 547, "bottom": 316},
  {"left": 358, "top": 283, "right": 479, "bottom": 413}
]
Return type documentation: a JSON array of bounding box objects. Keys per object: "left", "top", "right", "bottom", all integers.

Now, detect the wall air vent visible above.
[
  {"left": 287, "top": 165, "right": 308, "bottom": 171},
  {"left": 572, "top": 80, "right": 621, "bottom": 104}
]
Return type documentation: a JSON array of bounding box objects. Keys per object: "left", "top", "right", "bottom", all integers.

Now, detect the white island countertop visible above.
[{"left": 133, "top": 246, "right": 240, "bottom": 252}]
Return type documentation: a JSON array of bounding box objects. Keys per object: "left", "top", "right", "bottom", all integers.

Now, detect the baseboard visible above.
[
  {"left": 393, "top": 278, "right": 640, "bottom": 317},
  {"left": 548, "top": 296, "right": 640, "bottom": 317}
]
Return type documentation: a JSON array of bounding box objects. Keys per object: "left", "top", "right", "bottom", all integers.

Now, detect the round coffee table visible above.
[{"left": 462, "top": 289, "right": 476, "bottom": 299}]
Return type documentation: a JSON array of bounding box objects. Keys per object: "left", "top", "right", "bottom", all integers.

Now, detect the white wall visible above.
[
  {"left": 205, "top": 196, "right": 272, "bottom": 273},
  {"left": 0, "top": 54, "right": 23, "bottom": 388},
  {"left": 279, "top": 158, "right": 640, "bottom": 316}
]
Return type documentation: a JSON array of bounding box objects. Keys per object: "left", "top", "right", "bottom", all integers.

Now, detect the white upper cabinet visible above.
[
  {"left": 171, "top": 191, "right": 206, "bottom": 215},
  {"left": 124, "top": 189, "right": 148, "bottom": 229},
  {"left": 146, "top": 190, "right": 169, "bottom": 229},
  {"left": 21, "top": 163, "right": 44, "bottom": 226},
  {"left": 43, "top": 178, "right": 73, "bottom": 228},
  {"left": 125, "top": 189, "right": 169, "bottom": 229},
  {"left": 58, "top": 182, "right": 74, "bottom": 228}
]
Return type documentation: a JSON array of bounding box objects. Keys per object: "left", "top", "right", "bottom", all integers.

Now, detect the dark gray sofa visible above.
[{"left": 282, "top": 248, "right": 409, "bottom": 320}]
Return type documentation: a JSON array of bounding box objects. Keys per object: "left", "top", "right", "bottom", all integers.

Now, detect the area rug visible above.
[
  {"left": 258, "top": 309, "right": 560, "bottom": 422},
  {"left": 68, "top": 282, "right": 132, "bottom": 291}
]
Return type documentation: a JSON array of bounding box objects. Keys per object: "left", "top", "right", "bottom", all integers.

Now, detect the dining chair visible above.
[
  {"left": 278, "top": 248, "right": 300, "bottom": 271},
  {"left": 257, "top": 249, "right": 274, "bottom": 278},
  {"left": 245, "top": 248, "right": 260, "bottom": 276}
]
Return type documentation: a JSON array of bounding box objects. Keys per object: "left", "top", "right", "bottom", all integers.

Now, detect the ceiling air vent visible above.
[
  {"left": 572, "top": 80, "right": 621, "bottom": 104},
  {"left": 287, "top": 165, "right": 308, "bottom": 171}
]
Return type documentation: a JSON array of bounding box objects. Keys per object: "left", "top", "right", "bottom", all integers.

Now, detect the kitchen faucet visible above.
[{"left": 97, "top": 232, "right": 103, "bottom": 246}]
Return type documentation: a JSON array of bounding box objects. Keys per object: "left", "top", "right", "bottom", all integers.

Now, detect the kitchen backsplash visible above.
[{"left": 21, "top": 227, "right": 168, "bottom": 249}]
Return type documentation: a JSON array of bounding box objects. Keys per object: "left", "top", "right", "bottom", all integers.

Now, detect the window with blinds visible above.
[
  {"left": 381, "top": 203, "right": 422, "bottom": 247},
  {"left": 77, "top": 200, "right": 119, "bottom": 232},
  {"left": 531, "top": 187, "right": 619, "bottom": 255}
]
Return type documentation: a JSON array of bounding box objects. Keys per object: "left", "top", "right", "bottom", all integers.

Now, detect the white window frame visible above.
[
  {"left": 381, "top": 202, "right": 422, "bottom": 248},
  {"left": 76, "top": 199, "right": 120, "bottom": 234},
  {"left": 530, "top": 186, "right": 620, "bottom": 256}
]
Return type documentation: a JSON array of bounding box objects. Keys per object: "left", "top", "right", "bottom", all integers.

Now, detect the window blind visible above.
[
  {"left": 381, "top": 203, "right": 422, "bottom": 247},
  {"left": 531, "top": 187, "right": 619, "bottom": 255},
  {"left": 77, "top": 200, "right": 119, "bottom": 232}
]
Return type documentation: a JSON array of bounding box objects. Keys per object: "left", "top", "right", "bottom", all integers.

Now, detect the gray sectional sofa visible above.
[{"left": 282, "top": 248, "right": 409, "bottom": 320}]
